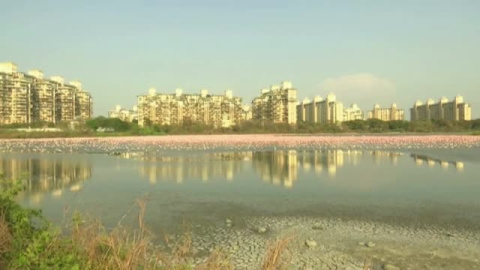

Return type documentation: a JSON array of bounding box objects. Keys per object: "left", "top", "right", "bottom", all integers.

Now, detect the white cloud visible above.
[{"left": 319, "top": 73, "right": 396, "bottom": 108}]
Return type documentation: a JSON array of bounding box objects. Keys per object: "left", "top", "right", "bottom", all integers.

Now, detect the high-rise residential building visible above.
[
  {"left": 296, "top": 93, "right": 344, "bottom": 124},
  {"left": 0, "top": 62, "right": 32, "bottom": 124},
  {"left": 137, "top": 88, "right": 248, "bottom": 128},
  {"left": 51, "top": 76, "right": 75, "bottom": 122},
  {"left": 0, "top": 62, "right": 93, "bottom": 125},
  {"left": 410, "top": 96, "right": 472, "bottom": 121},
  {"left": 343, "top": 104, "right": 364, "bottom": 121},
  {"left": 75, "top": 90, "right": 93, "bottom": 121},
  {"left": 239, "top": 105, "right": 252, "bottom": 123},
  {"left": 251, "top": 81, "right": 298, "bottom": 124},
  {"left": 71, "top": 80, "right": 93, "bottom": 122},
  {"left": 108, "top": 105, "right": 138, "bottom": 122},
  {"left": 367, "top": 104, "right": 405, "bottom": 121},
  {"left": 28, "top": 70, "right": 56, "bottom": 123}
]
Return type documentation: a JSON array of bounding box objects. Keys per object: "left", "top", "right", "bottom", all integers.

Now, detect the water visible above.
[{"left": 2, "top": 148, "right": 480, "bottom": 233}]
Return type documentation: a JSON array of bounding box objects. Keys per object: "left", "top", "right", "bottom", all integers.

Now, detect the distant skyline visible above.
[{"left": 1, "top": 1, "right": 479, "bottom": 118}]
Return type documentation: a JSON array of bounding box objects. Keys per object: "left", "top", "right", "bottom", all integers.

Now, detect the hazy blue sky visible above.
[{"left": 1, "top": 0, "right": 479, "bottom": 118}]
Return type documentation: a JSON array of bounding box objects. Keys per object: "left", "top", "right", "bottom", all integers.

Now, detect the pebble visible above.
[
  {"left": 305, "top": 239, "right": 318, "bottom": 248},
  {"left": 258, "top": 227, "right": 267, "bottom": 233}
]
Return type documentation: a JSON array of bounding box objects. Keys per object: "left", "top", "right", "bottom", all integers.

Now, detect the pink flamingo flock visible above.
[{"left": 1, "top": 135, "right": 480, "bottom": 153}]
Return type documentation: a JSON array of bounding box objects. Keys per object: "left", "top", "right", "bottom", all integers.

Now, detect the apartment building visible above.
[
  {"left": 343, "top": 104, "right": 364, "bottom": 121},
  {"left": 52, "top": 77, "right": 75, "bottom": 122},
  {"left": 251, "top": 81, "right": 298, "bottom": 124},
  {"left": 410, "top": 96, "right": 472, "bottom": 121},
  {"left": 240, "top": 105, "right": 252, "bottom": 123},
  {"left": 367, "top": 104, "right": 405, "bottom": 121},
  {"left": 68, "top": 80, "right": 94, "bottom": 121},
  {"left": 296, "top": 93, "right": 344, "bottom": 124},
  {"left": 108, "top": 105, "right": 138, "bottom": 122},
  {"left": 0, "top": 62, "right": 93, "bottom": 125},
  {"left": 137, "top": 88, "right": 247, "bottom": 128},
  {"left": 0, "top": 62, "right": 32, "bottom": 124},
  {"left": 28, "top": 70, "right": 56, "bottom": 123}
]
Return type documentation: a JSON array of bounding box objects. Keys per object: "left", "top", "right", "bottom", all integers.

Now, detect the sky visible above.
[{"left": 1, "top": 0, "right": 479, "bottom": 119}]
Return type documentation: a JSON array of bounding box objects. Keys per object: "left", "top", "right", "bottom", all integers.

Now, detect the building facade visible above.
[
  {"left": 0, "top": 62, "right": 93, "bottom": 125},
  {"left": 343, "top": 104, "right": 364, "bottom": 121},
  {"left": 0, "top": 63, "right": 32, "bottom": 124},
  {"left": 137, "top": 88, "right": 248, "bottom": 128},
  {"left": 108, "top": 105, "right": 138, "bottom": 122},
  {"left": 29, "top": 70, "right": 56, "bottom": 123},
  {"left": 75, "top": 89, "right": 94, "bottom": 122},
  {"left": 251, "top": 81, "right": 298, "bottom": 124},
  {"left": 296, "top": 93, "right": 344, "bottom": 124},
  {"left": 410, "top": 96, "right": 472, "bottom": 121},
  {"left": 367, "top": 104, "right": 405, "bottom": 121}
]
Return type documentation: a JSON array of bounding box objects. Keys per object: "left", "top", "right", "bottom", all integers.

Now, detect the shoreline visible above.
[
  {"left": 0, "top": 131, "right": 479, "bottom": 140},
  {"left": 159, "top": 215, "right": 480, "bottom": 270}
]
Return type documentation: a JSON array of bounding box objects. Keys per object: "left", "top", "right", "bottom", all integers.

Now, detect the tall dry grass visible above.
[
  {"left": 0, "top": 212, "right": 13, "bottom": 267},
  {"left": 362, "top": 257, "right": 384, "bottom": 270},
  {"left": 262, "top": 236, "right": 293, "bottom": 270},
  {"left": 196, "top": 249, "right": 234, "bottom": 270},
  {"left": 69, "top": 198, "right": 157, "bottom": 269},
  {"left": 68, "top": 198, "right": 240, "bottom": 270},
  {"left": 2, "top": 195, "right": 292, "bottom": 270}
]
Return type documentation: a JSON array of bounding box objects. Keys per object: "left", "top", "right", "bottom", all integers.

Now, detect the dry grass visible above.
[
  {"left": 68, "top": 199, "right": 239, "bottom": 270},
  {"left": 2, "top": 194, "right": 293, "bottom": 270},
  {"left": 363, "top": 258, "right": 371, "bottom": 270},
  {"left": 196, "top": 249, "right": 234, "bottom": 270},
  {"left": 0, "top": 213, "right": 13, "bottom": 264},
  {"left": 362, "top": 257, "right": 383, "bottom": 270},
  {"left": 262, "top": 235, "right": 294, "bottom": 270},
  {"left": 155, "top": 224, "right": 193, "bottom": 269},
  {"left": 67, "top": 198, "right": 160, "bottom": 269}
]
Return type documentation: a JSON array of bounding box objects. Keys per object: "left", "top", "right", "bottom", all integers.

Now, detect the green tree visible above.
[{"left": 388, "top": 120, "right": 409, "bottom": 132}]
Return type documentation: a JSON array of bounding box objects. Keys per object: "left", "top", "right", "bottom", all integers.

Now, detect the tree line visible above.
[
  {"left": 1, "top": 117, "right": 479, "bottom": 135},
  {"left": 84, "top": 117, "right": 480, "bottom": 134}
]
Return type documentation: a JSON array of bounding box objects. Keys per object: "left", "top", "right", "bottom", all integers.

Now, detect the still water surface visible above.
[{"left": 2, "top": 149, "right": 480, "bottom": 232}]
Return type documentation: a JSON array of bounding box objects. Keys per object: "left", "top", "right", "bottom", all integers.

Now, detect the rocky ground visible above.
[{"left": 160, "top": 216, "right": 480, "bottom": 270}]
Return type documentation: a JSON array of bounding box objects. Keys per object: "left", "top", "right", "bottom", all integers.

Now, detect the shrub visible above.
[
  {"left": 0, "top": 181, "right": 83, "bottom": 269},
  {"left": 86, "top": 117, "right": 132, "bottom": 132}
]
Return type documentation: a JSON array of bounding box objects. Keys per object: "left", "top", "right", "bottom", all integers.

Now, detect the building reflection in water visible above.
[
  {"left": 253, "top": 150, "right": 403, "bottom": 188},
  {"left": 118, "top": 150, "right": 436, "bottom": 189},
  {"left": 410, "top": 154, "right": 464, "bottom": 172},
  {"left": 252, "top": 150, "right": 298, "bottom": 188},
  {"left": 0, "top": 156, "right": 92, "bottom": 204},
  {"left": 126, "top": 152, "right": 252, "bottom": 185},
  {"left": 369, "top": 150, "right": 403, "bottom": 165},
  {"left": 0, "top": 151, "right": 467, "bottom": 205}
]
